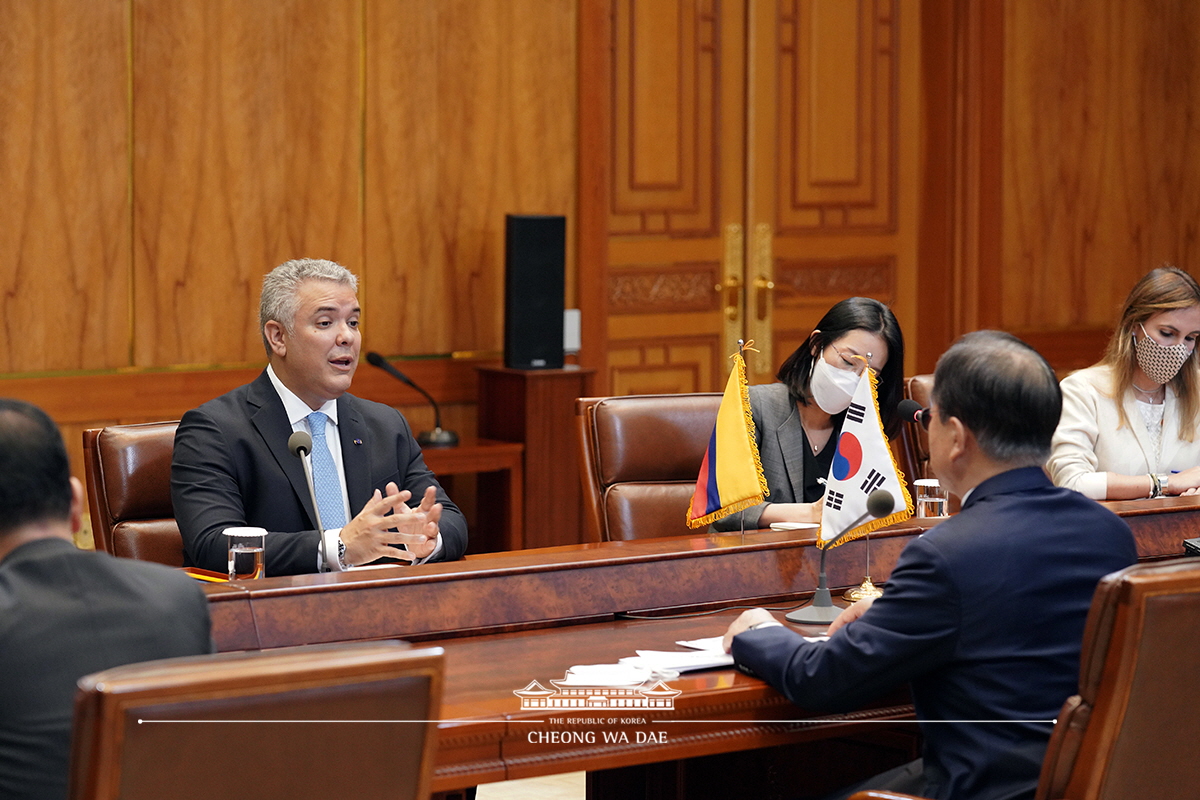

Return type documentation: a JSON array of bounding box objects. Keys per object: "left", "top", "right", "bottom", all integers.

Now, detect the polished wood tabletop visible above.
[
  {"left": 203, "top": 495, "right": 1199, "bottom": 651},
  {"left": 199, "top": 495, "right": 1200, "bottom": 796},
  {"left": 427, "top": 609, "right": 914, "bottom": 793}
]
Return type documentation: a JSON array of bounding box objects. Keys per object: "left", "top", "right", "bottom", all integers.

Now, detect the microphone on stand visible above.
[
  {"left": 365, "top": 351, "right": 458, "bottom": 447},
  {"left": 786, "top": 489, "right": 895, "bottom": 624},
  {"left": 288, "top": 431, "right": 331, "bottom": 571}
]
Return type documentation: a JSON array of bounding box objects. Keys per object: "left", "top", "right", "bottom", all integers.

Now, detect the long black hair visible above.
[{"left": 776, "top": 297, "right": 906, "bottom": 437}]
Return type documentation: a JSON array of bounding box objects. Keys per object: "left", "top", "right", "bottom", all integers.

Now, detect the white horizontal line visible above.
[
  {"left": 659, "top": 719, "right": 1055, "bottom": 724},
  {"left": 138, "top": 719, "right": 521, "bottom": 724},
  {"left": 139, "top": 718, "right": 1054, "bottom": 725}
]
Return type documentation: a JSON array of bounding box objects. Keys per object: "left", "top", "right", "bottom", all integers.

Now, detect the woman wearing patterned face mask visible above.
[
  {"left": 1049, "top": 266, "right": 1200, "bottom": 499},
  {"left": 711, "top": 297, "right": 905, "bottom": 531}
]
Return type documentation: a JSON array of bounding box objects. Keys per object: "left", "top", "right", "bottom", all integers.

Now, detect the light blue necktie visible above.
[{"left": 307, "top": 411, "right": 347, "bottom": 529}]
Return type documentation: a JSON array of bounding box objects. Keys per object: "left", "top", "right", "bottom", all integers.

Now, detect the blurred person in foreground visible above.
[
  {"left": 723, "top": 331, "right": 1138, "bottom": 800},
  {"left": 0, "top": 398, "right": 212, "bottom": 800}
]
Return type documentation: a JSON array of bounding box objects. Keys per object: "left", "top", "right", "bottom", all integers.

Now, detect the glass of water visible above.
[
  {"left": 914, "top": 479, "right": 948, "bottom": 518},
  {"left": 224, "top": 527, "right": 268, "bottom": 580}
]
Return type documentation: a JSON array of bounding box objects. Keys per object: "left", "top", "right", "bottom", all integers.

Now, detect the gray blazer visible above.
[{"left": 712, "top": 383, "right": 811, "bottom": 531}]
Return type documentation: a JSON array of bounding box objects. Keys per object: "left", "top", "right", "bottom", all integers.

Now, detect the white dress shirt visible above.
[{"left": 266, "top": 365, "right": 442, "bottom": 569}]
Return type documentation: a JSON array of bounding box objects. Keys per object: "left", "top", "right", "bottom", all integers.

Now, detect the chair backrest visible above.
[
  {"left": 897, "top": 374, "right": 935, "bottom": 484},
  {"left": 576, "top": 394, "right": 721, "bottom": 542},
  {"left": 1034, "top": 558, "right": 1200, "bottom": 800},
  {"left": 82, "top": 422, "right": 184, "bottom": 566},
  {"left": 69, "top": 641, "right": 444, "bottom": 800}
]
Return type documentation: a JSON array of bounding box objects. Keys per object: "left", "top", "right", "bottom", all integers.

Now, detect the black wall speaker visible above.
[{"left": 504, "top": 214, "right": 566, "bottom": 369}]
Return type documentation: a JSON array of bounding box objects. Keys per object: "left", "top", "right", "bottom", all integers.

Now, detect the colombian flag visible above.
[{"left": 686, "top": 349, "right": 769, "bottom": 528}]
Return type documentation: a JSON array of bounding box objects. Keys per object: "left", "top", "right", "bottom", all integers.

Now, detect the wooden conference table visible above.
[{"left": 201, "top": 496, "right": 1200, "bottom": 796}]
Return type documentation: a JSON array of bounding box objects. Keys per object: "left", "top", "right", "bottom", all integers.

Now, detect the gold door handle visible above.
[
  {"left": 754, "top": 276, "right": 775, "bottom": 321},
  {"left": 716, "top": 276, "right": 743, "bottom": 321},
  {"left": 719, "top": 223, "right": 744, "bottom": 322}
]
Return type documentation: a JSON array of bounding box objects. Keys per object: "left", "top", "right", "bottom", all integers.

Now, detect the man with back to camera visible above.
[
  {"left": 723, "top": 331, "right": 1139, "bottom": 800},
  {"left": 0, "top": 399, "right": 213, "bottom": 800},
  {"left": 171, "top": 258, "right": 468, "bottom": 576}
]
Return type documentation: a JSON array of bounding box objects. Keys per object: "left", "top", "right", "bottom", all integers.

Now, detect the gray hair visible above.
[
  {"left": 931, "top": 330, "right": 1061, "bottom": 467},
  {"left": 259, "top": 259, "right": 359, "bottom": 354}
]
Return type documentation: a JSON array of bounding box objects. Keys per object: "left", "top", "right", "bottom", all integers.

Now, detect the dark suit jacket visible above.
[
  {"left": 732, "top": 467, "right": 1139, "bottom": 800},
  {"left": 0, "top": 538, "right": 212, "bottom": 800},
  {"left": 171, "top": 370, "right": 468, "bottom": 575}
]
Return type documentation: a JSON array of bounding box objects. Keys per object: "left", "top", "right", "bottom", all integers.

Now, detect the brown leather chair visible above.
[
  {"left": 82, "top": 422, "right": 184, "bottom": 566},
  {"left": 576, "top": 393, "right": 721, "bottom": 542},
  {"left": 69, "top": 641, "right": 444, "bottom": 800},
  {"left": 897, "top": 374, "right": 935, "bottom": 485},
  {"left": 849, "top": 558, "right": 1200, "bottom": 800}
]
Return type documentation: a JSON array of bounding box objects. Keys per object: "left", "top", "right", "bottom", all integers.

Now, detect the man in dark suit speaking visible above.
[
  {"left": 0, "top": 399, "right": 212, "bottom": 800},
  {"left": 723, "top": 331, "right": 1139, "bottom": 800},
  {"left": 171, "top": 258, "right": 467, "bottom": 575}
]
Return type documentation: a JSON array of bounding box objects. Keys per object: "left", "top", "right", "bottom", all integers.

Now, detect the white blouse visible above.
[{"left": 1049, "top": 365, "right": 1200, "bottom": 499}]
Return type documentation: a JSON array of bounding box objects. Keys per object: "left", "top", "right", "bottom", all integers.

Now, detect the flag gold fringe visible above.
[
  {"left": 686, "top": 493, "right": 765, "bottom": 529},
  {"left": 737, "top": 352, "right": 771, "bottom": 499},
  {"left": 819, "top": 367, "right": 915, "bottom": 550}
]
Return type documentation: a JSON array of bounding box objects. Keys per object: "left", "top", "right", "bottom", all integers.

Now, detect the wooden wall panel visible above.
[
  {"left": 747, "top": 0, "right": 917, "bottom": 380},
  {"left": 131, "top": 0, "right": 361, "bottom": 367},
  {"left": 775, "top": 0, "right": 897, "bottom": 233},
  {"left": 611, "top": 0, "right": 724, "bottom": 237},
  {"left": 607, "top": 339, "right": 720, "bottom": 395},
  {"left": 364, "top": 0, "right": 577, "bottom": 356},
  {"left": 601, "top": 0, "right": 744, "bottom": 394},
  {"left": 0, "top": 0, "right": 129, "bottom": 373},
  {"left": 1002, "top": 0, "right": 1200, "bottom": 348},
  {"left": 608, "top": 263, "right": 722, "bottom": 314}
]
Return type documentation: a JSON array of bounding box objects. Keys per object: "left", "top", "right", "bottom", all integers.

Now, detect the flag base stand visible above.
[
  {"left": 785, "top": 547, "right": 842, "bottom": 624},
  {"left": 843, "top": 576, "right": 883, "bottom": 602}
]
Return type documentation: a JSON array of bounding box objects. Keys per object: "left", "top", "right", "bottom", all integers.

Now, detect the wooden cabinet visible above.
[{"left": 477, "top": 366, "right": 595, "bottom": 549}]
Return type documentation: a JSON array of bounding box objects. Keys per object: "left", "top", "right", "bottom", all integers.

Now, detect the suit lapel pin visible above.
[{"left": 353, "top": 438, "right": 363, "bottom": 445}]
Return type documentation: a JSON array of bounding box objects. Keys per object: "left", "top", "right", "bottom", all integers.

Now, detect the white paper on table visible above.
[
  {"left": 677, "top": 633, "right": 829, "bottom": 654},
  {"left": 558, "top": 663, "right": 655, "bottom": 686},
  {"left": 620, "top": 650, "right": 734, "bottom": 672},
  {"left": 676, "top": 636, "right": 726, "bottom": 652},
  {"left": 769, "top": 521, "right": 820, "bottom": 531}
]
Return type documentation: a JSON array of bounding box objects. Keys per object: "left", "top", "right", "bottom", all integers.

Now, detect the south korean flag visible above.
[{"left": 818, "top": 368, "right": 913, "bottom": 549}]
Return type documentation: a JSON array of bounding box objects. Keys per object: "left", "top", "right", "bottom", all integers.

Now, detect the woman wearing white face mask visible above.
[
  {"left": 711, "top": 297, "right": 905, "bottom": 531},
  {"left": 1049, "top": 266, "right": 1200, "bottom": 499}
]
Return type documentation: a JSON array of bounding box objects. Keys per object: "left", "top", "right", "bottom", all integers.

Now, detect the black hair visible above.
[
  {"left": 776, "top": 297, "right": 906, "bottom": 436},
  {"left": 0, "top": 398, "right": 73, "bottom": 536},
  {"left": 931, "top": 331, "right": 1061, "bottom": 465}
]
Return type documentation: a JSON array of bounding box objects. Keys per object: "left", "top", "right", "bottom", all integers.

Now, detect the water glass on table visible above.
[
  {"left": 915, "top": 479, "right": 948, "bottom": 518},
  {"left": 224, "top": 527, "right": 268, "bottom": 580}
]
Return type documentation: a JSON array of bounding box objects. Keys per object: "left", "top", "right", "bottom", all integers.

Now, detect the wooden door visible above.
[
  {"left": 585, "top": 0, "right": 920, "bottom": 394},
  {"left": 743, "top": 0, "right": 919, "bottom": 383},
  {"left": 603, "top": 0, "right": 748, "bottom": 396}
]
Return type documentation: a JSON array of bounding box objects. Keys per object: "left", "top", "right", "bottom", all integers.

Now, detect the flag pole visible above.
[
  {"left": 737, "top": 338, "right": 748, "bottom": 544},
  {"left": 844, "top": 531, "right": 883, "bottom": 602}
]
